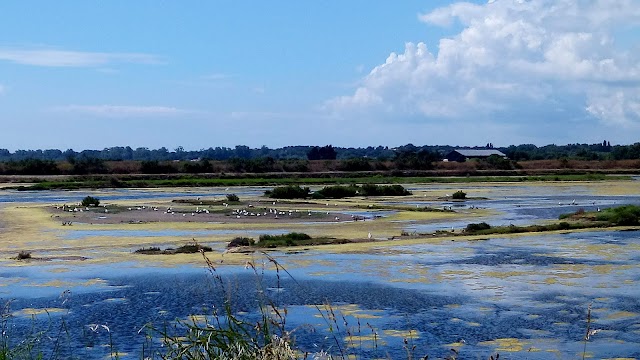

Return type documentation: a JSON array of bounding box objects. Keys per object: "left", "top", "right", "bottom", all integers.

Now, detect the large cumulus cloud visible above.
[{"left": 327, "top": 0, "right": 640, "bottom": 131}]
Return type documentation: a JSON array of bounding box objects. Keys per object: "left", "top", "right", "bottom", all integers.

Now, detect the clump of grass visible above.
[
  {"left": 257, "top": 233, "right": 312, "bottom": 247},
  {"left": 16, "top": 251, "right": 32, "bottom": 260},
  {"left": 81, "top": 195, "right": 100, "bottom": 207},
  {"left": 134, "top": 247, "right": 162, "bottom": 254},
  {"left": 312, "top": 184, "right": 359, "bottom": 199},
  {"left": 358, "top": 184, "right": 411, "bottom": 196},
  {"left": 265, "top": 185, "right": 311, "bottom": 199},
  {"left": 463, "top": 221, "right": 602, "bottom": 235},
  {"left": 134, "top": 241, "right": 212, "bottom": 255},
  {"left": 560, "top": 204, "right": 640, "bottom": 226},
  {"left": 465, "top": 222, "right": 491, "bottom": 232},
  {"left": 174, "top": 243, "right": 213, "bottom": 254},
  {"left": 452, "top": 190, "right": 466, "bottom": 200},
  {"left": 156, "top": 252, "right": 297, "bottom": 360},
  {"left": 595, "top": 205, "right": 640, "bottom": 225},
  {"left": 227, "top": 237, "right": 255, "bottom": 248},
  {"left": 226, "top": 193, "right": 240, "bottom": 202}
]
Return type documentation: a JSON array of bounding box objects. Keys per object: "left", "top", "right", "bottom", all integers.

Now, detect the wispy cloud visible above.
[
  {"left": 229, "top": 110, "right": 330, "bottom": 121},
  {"left": 52, "top": 105, "right": 189, "bottom": 117},
  {"left": 0, "top": 84, "right": 5, "bottom": 95},
  {"left": 202, "top": 73, "right": 233, "bottom": 81},
  {"left": 0, "top": 47, "right": 162, "bottom": 67}
]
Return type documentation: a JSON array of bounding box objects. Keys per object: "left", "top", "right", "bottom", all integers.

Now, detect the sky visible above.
[{"left": 1, "top": 0, "right": 639, "bottom": 151}]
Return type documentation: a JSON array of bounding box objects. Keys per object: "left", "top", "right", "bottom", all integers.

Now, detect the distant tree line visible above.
[
  {"left": 0, "top": 141, "right": 639, "bottom": 176},
  {"left": 1, "top": 141, "right": 638, "bottom": 163}
]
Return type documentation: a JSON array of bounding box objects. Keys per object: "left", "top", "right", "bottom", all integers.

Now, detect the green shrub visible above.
[
  {"left": 134, "top": 247, "right": 162, "bottom": 254},
  {"left": 312, "top": 185, "right": 358, "bottom": 199},
  {"left": 257, "top": 233, "right": 312, "bottom": 247},
  {"left": 452, "top": 190, "right": 467, "bottom": 200},
  {"left": 17, "top": 251, "right": 31, "bottom": 260},
  {"left": 558, "top": 222, "right": 571, "bottom": 230},
  {"left": 359, "top": 184, "right": 411, "bottom": 196},
  {"left": 608, "top": 205, "right": 640, "bottom": 225},
  {"left": 228, "top": 237, "right": 255, "bottom": 248},
  {"left": 174, "top": 243, "right": 213, "bottom": 254},
  {"left": 226, "top": 193, "right": 240, "bottom": 202},
  {"left": 265, "top": 185, "right": 310, "bottom": 199},
  {"left": 465, "top": 222, "right": 491, "bottom": 232},
  {"left": 81, "top": 195, "right": 100, "bottom": 207}
]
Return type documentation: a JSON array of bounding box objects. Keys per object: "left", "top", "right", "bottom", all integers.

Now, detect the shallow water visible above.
[
  {"left": 53, "top": 228, "right": 290, "bottom": 240},
  {"left": 2, "top": 184, "right": 640, "bottom": 359}
]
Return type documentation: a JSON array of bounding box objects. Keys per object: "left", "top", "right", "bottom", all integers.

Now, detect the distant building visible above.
[{"left": 444, "top": 149, "right": 508, "bottom": 162}]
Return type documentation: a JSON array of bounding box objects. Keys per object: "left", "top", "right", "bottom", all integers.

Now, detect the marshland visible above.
[{"left": 1, "top": 179, "right": 639, "bottom": 359}]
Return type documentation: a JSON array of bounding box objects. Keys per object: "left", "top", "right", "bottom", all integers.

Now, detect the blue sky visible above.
[{"left": 1, "top": 0, "right": 639, "bottom": 151}]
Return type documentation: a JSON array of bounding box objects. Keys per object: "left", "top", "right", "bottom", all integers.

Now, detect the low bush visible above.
[
  {"left": 312, "top": 185, "right": 358, "bottom": 199},
  {"left": 311, "top": 184, "right": 411, "bottom": 199},
  {"left": 174, "top": 243, "right": 213, "bottom": 254},
  {"left": 452, "top": 190, "right": 466, "bottom": 200},
  {"left": 134, "top": 243, "right": 212, "bottom": 255},
  {"left": 228, "top": 237, "right": 255, "bottom": 248},
  {"left": 359, "top": 184, "right": 411, "bottom": 196},
  {"left": 465, "top": 222, "right": 492, "bottom": 232},
  {"left": 596, "top": 205, "right": 640, "bottom": 225},
  {"left": 134, "top": 247, "right": 162, "bottom": 254},
  {"left": 81, "top": 195, "right": 100, "bottom": 207},
  {"left": 226, "top": 193, "right": 240, "bottom": 202},
  {"left": 265, "top": 185, "right": 310, "bottom": 199},
  {"left": 17, "top": 251, "right": 31, "bottom": 260},
  {"left": 257, "top": 233, "right": 312, "bottom": 247}
]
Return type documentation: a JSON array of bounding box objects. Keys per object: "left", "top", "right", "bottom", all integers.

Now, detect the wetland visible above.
[{"left": 1, "top": 180, "right": 639, "bottom": 359}]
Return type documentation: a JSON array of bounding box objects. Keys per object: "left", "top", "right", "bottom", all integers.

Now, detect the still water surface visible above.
[{"left": 1, "top": 185, "right": 639, "bottom": 359}]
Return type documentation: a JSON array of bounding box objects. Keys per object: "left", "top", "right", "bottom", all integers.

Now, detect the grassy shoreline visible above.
[{"left": 9, "top": 173, "right": 632, "bottom": 191}]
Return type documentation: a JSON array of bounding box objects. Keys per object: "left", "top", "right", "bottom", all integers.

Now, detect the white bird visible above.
[{"left": 368, "top": 232, "right": 372, "bottom": 239}]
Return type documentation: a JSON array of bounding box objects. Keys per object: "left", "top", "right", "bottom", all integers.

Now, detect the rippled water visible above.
[{"left": 1, "top": 185, "right": 639, "bottom": 359}]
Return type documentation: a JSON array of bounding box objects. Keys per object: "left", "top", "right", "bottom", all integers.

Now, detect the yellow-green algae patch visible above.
[
  {"left": 477, "top": 338, "right": 531, "bottom": 352},
  {"left": 13, "top": 307, "right": 67, "bottom": 317},
  {"left": 308, "top": 303, "right": 385, "bottom": 320},
  {"left": 606, "top": 311, "right": 639, "bottom": 320},
  {"left": 26, "top": 278, "right": 107, "bottom": 288},
  {"left": 383, "top": 329, "right": 420, "bottom": 338},
  {"left": 344, "top": 335, "right": 385, "bottom": 348}
]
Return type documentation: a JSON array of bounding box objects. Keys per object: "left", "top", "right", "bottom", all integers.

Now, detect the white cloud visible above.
[
  {"left": 52, "top": 105, "right": 189, "bottom": 118},
  {"left": 327, "top": 0, "right": 640, "bottom": 129},
  {"left": 0, "top": 47, "right": 162, "bottom": 67}
]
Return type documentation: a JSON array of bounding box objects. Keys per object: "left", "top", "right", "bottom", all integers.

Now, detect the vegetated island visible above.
[
  {"left": 402, "top": 205, "right": 640, "bottom": 239},
  {"left": 210, "top": 205, "right": 640, "bottom": 251}
]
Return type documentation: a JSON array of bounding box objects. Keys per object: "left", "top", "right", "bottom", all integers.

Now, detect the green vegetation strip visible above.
[
  {"left": 227, "top": 233, "right": 349, "bottom": 249},
  {"left": 459, "top": 205, "right": 640, "bottom": 236},
  {"left": 14, "top": 173, "right": 630, "bottom": 191}
]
